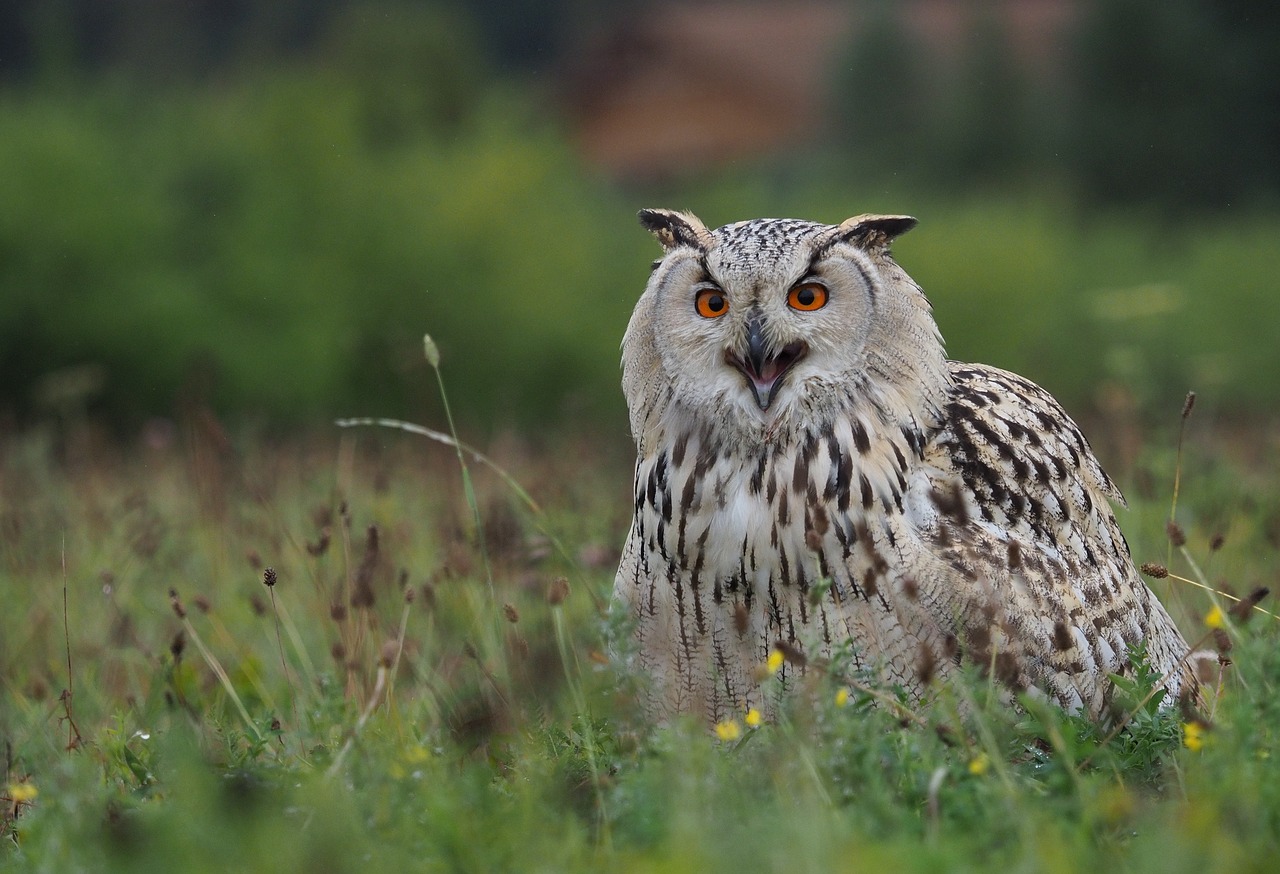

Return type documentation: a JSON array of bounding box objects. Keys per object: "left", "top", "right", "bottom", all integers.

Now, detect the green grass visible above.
[{"left": 2, "top": 401, "right": 1278, "bottom": 872}]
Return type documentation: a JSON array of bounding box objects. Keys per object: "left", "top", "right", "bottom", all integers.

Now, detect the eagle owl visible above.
[{"left": 614, "top": 208, "right": 1194, "bottom": 724}]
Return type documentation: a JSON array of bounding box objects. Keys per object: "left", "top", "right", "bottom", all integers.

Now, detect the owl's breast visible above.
[{"left": 631, "top": 416, "right": 919, "bottom": 608}]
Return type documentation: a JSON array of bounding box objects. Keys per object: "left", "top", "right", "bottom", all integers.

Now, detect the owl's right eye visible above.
[{"left": 695, "top": 288, "right": 729, "bottom": 319}]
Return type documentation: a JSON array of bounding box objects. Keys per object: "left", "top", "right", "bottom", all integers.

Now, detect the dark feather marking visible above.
[
  {"left": 750, "top": 452, "right": 768, "bottom": 495},
  {"left": 891, "top": 441, "right": 908, "bottom": 475},
  {"left": 671, "top": 432, "right": 688, "bottom": 468},
  {"left": 851, "top": 420, "right": 871, "bottom": 454},
  {"left": 792, "top": 453, "right": 808, "bottom": 496}
]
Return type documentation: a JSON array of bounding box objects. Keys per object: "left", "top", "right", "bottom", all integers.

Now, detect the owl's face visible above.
[{"left": 623, "top": 210, "right": 927, "bottom": 442}]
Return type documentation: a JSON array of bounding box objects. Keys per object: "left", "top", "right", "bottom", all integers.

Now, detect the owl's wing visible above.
[{"left": 907, "top": 363, "right": 1193, "bottom": 716}]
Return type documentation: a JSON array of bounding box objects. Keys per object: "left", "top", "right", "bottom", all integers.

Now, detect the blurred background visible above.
[{"left": 2, "top": 0, "right": 1277, "bottom": 443}]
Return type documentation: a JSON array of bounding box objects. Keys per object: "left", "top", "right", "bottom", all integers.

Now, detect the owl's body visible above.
[{"left": 614, "top": 210, "right": 1193, "bottom": 723}]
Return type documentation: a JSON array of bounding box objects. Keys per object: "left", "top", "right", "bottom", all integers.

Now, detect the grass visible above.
[{"left": 2, "top": 387, "right": 1278, "bottom": 872}]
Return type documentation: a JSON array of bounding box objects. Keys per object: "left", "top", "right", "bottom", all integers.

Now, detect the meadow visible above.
[
  {"left": 4, "top": 7, "right": 1280, "bottom": 868},
  {"left": 2, "top": 371, "right": 1278, "bottom": 873}
]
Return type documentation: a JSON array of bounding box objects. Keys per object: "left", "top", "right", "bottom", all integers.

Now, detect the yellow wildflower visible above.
[
  {"left": 714, "top": 720, "right": 742, "bottom": 742},
  {"left": 744, "top": 708, "right": 762, "bottom": 728},
  {"left": 7, "top": 782, "right": 37, "bottom": 803},
  {"left": 766, "top": 649, "right": 785, "bottom": 675},
  {"left": 968, "top": 753, "right": 990, "bottom": 776},
  {"left": 1183, "top": 721, "right": 1208, "bottom": 752},
  {"left": 1204, "top": 606, "right": 1226, "bottom": 630},
  {"left": 403, "top": 745, "right": 432, "bottom": 765},
  {"left": 834, "top": 688, "right": 850, "bottom": 708}
]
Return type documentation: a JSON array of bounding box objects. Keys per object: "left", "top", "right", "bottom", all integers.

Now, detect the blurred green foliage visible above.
[{"left": 0, "top": 1, "right": 1277, "bottom": 429}]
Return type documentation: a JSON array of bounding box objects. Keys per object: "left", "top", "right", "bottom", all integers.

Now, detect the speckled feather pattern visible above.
[{"left": 615, "top": 211, "right": 1194, "bottom": 723}]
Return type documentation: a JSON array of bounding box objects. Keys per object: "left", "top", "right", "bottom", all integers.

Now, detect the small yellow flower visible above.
[
  {"left": 7, "top": 782, "right": 37, "bottom": 803},
  {"left": 968, "top": 753, "right": 990, "bottom": 776},
  {"left": 834, "top": 688, "right": 850, "bottom": 708},
  {"left": 1204, "top": 605, "right": 1226, "bottom": 630},
  {"left": 714, "top": 720, "right": 742, "bottom": 742},
  {"left": 766, "top": 649, "right": 784, "bottom": 675},
  {"left": 403, "top": 745, "right": 431, "bottom": 765},
  {"left": 1183, "top": 721, "right": 1208, "bottom": 752},
  {"left": 744, "top": 708, "right": 762, "bottom": 728}
]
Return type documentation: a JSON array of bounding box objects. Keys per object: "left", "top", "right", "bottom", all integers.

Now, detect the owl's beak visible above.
[{"left": 727, "top": 316, "right": 807, "bottom": 411}]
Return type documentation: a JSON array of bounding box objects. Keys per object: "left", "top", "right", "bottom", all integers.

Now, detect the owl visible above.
[{"left": 613, "top": 208, "right": 1195, "bottom": 724}]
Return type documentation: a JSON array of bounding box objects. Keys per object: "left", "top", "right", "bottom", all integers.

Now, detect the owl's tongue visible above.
[{"left": 731, "top": 316, "right": 807, "bottom": 411}]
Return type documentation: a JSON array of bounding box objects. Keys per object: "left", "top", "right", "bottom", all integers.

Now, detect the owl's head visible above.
[{"left": 622, "top": 209, "right": 949, "bottom": 449}]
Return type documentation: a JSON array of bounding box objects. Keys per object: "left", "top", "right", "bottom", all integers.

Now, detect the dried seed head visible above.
[
  {"left": 1212, "top": 628, "right": 1232, "bottom": 653},
  {"left": 509, "top": 632, "right": 530, "bottom": 660},
  {"left": 861, "top": 567, "right": 879, "bottom": 598},
  {"left": 942, "top": 633, "right": 959, "bottom": 661},
  {"left": 246, "top": 549, "right": 262, "bottom": 570},
  {"left": 1209, "top": 532, "right": 1225, "bottom": 552},
  {"left": 1229, "top": 586, "right": 1270, "bottom": 623},
  {"left": 1181, "top": 391, "right": 1196, "bottom": 419},
  {"left": 248, "top": 594, "right": 267, "bottom": 616},
  {"left": 901, "top": 577, "right": 919, "bottom": 602},
  {"left": 330, "top": 641, "right": 346, "bottom": 663},
  {"left": 379, "top": 641, "right": 398, "bottom": 669},
  {"left": 270, "top": 717, "right": 282, "bottom": 732},
  {"left": 1166, "top": 522, "right": 1187, "bottom": 547},
  {"left": 193, "top": 594, "right": 212, "bottom": 614},
  {"left": 916, "top": 642, "right": 937, "bottom": 685},
  {"left": 547, "top": 576, "right": 570, "bottom": 605},
  {"left": 170, "top": 629, "right": 186, "bottom": 659},
  {"left": 1140, "top": 562, "right": 1169, "bottom": 579},
  {"left": 350, "top": 584, "right": 375, "bottom": 609},
  {"left": 994, "top": 651, "right": 1023, "bottom": 688},
  {"left": 329, "top": 602, "right": 347, "bottom": 623},
  {"left": 168, "top": 589, "right": 186, "bottom": 619},
  {"left": 930, "top": 482, "right": 970, "bottom": 526},
  {"left": 968, "top": 625, "right": 991, "bottom": 653},
  {"left": 262, "top": 567, "right": 277, "bottom": 588},
  {"left": 404, "top": 586, "right": 416, "bottom": 604},
  {"left": 773, "top": 639, "right": 807, "bottom": 668},
  {"left": 306, "top": 527, "right": 332, "bottom": 557},
  {"left": 351, "top": 525, "right": 379, "bottom": 609},
  {"left": 503, "top": 603, "right": 520, "bottom": 624},
  {"left": 733, "top": 602, "right": 749, "bottom": 635}
]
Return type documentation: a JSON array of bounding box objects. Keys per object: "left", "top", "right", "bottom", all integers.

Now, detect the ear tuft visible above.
[
  {"left": 836, "top": 214, "right": 918, "bottom": 251},
  {"left": 638, "top": 209, "right": 714, "bottom": 252}
]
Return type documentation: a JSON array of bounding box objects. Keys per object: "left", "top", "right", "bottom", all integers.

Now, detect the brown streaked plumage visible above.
[{"left": 614, "top": 208, "right": 1195, "bottom": 724}]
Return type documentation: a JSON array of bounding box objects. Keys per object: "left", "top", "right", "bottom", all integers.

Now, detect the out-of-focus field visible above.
[
  {"left": 4, "top": 2, "right": 1280, "bottom": 869},
  {"left": 2, "top": 405, "right": 1278, "bottom": 872},
  {"left": 4, "top": 74, "right": 1280, "bottom": 430}
]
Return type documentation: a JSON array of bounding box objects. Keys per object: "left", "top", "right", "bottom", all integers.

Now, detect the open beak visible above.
[{"left": 725, "top": 314, "right": 807, "bottom": 411}]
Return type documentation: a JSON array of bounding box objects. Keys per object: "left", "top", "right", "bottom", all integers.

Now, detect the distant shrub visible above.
[{"left": 1, "top": 65, "right": 1277, "bottom": 430}]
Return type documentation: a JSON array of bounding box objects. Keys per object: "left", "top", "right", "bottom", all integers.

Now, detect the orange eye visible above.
[
  {"left": 788, "top": 283, "right": 828, "bottom": 311},
  {"left": 695, "top": 288, "right": 729, "bottom": 319}
]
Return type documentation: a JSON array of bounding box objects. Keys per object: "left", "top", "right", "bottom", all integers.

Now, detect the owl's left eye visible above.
[
  {"left": 695, "top": 288, "right": 729, "bottom": 319},
  {"left": 787, "top": 283, "right": 828, "bottom": 312}
]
